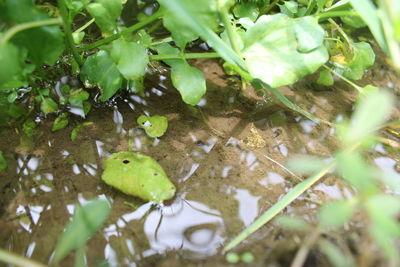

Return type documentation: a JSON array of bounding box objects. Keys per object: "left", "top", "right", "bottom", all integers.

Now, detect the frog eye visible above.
[{"left": 123, "top": 160, "right": 130, "bottom": 164}]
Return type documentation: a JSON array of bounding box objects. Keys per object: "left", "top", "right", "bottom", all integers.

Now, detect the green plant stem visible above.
[
  {"left": 74, "top": 18, "right": 95, "bottom": 34},
  {"left": 223, "top": 161, "right": 336, "bottom": 252},
  {"left": 0, "top": 248, "right": 46, "bottom": 267},
  {"left": 2, "top": 18, "right": 62, "bottom": 43},
  {"left": 150, "top": 52, "right": 221, "bottom": 61},
  {"left": 316, "top": 10, "right": 359, "bottom": 21},
  {"left": 259, "top": 0, "right": 278, "bottom": 16},
  {"left": 79, "top": 10, "right": 163, "bottom": 52},
  {"left": 305, "top": 0, "right": 317, "bottom": 15},
  {"left": 218, "top": 1, "right": 242, "bottom": 55},
  {"left": 57, "top": 0, "right": 83, "bottom": 66},
  {"left": 323, "top": 65, "right": 361, "bottom": 91},
  {"left": 328, "top": 18, "right": 353, "bottom": 54}
]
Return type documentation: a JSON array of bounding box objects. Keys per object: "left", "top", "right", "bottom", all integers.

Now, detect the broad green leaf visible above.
[
  {"left": 158, "top": 0, "right": 246, "bottom": 69},
  {"left": 349, "top": 0, "right": 387, "bottom": 53},
  {"left": 319, "top": 200, "right": 355, "bottom": 229},
  {"left": 158, "top": 0, "right": 219, "bottom": 48},
  {"left": 40, "top": 97, "right": 58, "bottom": 114},
  {"left": 243, "top": 14, "right": 328, "bottom": 87},
  {"left": 335, "top": 151, "right": 377, "bottom": 193},
  {"left": 7, "top": 103, "right": 26, "bottom": 118},
  {"left": 65, "top": 0, "right": 85, "bottom": 19},
  {"left": 86, "top": 0, "right": 124, "bottom": 35},
  {"left": 110, "top": 39, "right": 148, "bottom": 80},
  {"left": 156, "top": 43, "right": 207, "bottom": 105},
  {"left": 7, "top": 91, "right": 18, "bottom": 103},
  {"left": 341, "top": 15, "right": 366, "bottom": 28},
  {"left": 345, "top": 90, "right": 393, "bottom": 145},
  {"left": 80, "top": 50, "right": 122, "bottom": 101},
  {"left": 171, "top": 63, "right": 206, "bottom": 106},
  {"left": 317, "top": 69, "right": 334, "bottom": 86},
  {"left": 279, "top": 1, "right": 298, "bottom": 17},
  {"left": 137, "top": 115, "right": 168, "bottom": 138},
  {"left": 0, "top": 151, "right": 7, "bottom": 170},
  {"left": 286, "top": 155, "right": 328, "bottom": 175},
  {"left": 274, "top": 215, "right": 311, "bottom": 232},
  {"left": 0, "top": 42, "right": 24, "bottom": 90},
  {"left": 52, "top": 113, "right": 69, "bottom": 132},
  {"left": 0, "top": 0, "right": 64, "bottom": 66},
  {"left": 338, "top": 42, "right": 375, "bottom": 80},
  {"left": 233, "top": 2, "right": 259, "bottom": 21},
  {"left": 53, "top": 199, "right": 110, "bottom": 264}
]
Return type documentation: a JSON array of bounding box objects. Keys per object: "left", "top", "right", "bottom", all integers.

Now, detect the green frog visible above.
[{"left": 101, "top": 151, "right": 176, "bottom": 203}]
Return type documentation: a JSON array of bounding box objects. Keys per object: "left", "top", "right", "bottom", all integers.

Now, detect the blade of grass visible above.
[
  {"left": 223, "top": 161, "right": 336, "bottom": 252},
  {"left": 0, "top": 248, "right": 46, "bottom": 267}
]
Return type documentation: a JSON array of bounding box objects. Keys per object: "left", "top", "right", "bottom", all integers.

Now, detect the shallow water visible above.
[{"left": 0, "top": 59, "right": 399, "bottom": 266}]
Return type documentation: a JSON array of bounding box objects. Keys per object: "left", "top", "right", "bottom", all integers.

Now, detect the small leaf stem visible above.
[
  {"left": 0, "top": 248, "right": 46, "bottom": 267},
  {"left": 316, "top": 10, "right": 359, "bottom": 21},
  {"left": 150, "top": 52, "right": 220, "bottom": 61},
  {"left": 323, "top": 65, "right": 362, "bottom": 92},
  {"left": 57, "top": 0, "right": 83, "bottom": 66},
  {"left": 259, "top": 0, "right": 278, "bottom": 17},
  {"left": 328, "top": 18, "right": 353, "bottom": 54},
  {"left": 79, "top": 9, "right": 163, "bottom": 52},
  {"left": 73, "top": 18, "right": 95, "bottom": 34},
  {"left": 218, "top": 1, "right": 242, "bottom": 55},
  {"left": 2, "top": 18, "right": 62, "bottom": 43}
]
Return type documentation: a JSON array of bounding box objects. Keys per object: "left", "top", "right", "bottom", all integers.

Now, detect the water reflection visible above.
[
  {"left": 144, "top": 198, "right": 224, "bottom": 256},
  {"left": 234, "top": 189, "right": 261, "bottom": 227}
]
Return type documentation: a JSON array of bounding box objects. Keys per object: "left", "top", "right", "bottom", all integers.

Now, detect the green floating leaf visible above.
[
  {"left": 110, "top": 39, "right": 148, "bottom": 80},
  {"left": 137, "top": 115, "right": 168, "bottom": 138},
  {"left": 80, "top": 50, "right": 122, "bottom": 101},
  {"left": 274, "top": 215, "right": 311, "bottom": 232},
  {"left": 0, "top": 0, "right": 64, "bottom": 66},
  {"left": 287, "top": 155, "right": 328, "bottom": 175},
  {"left": 156, "top": 43, "right": 207, "bottom": 105},
  {"left": 338, "top": 42, "right": 375, "bottom": 80},
  {"left": 52, "top": 113, "right": 69, "bottom": 132},
  {"left": 0, "top": 151, "right": 7, "bottom": 170},
  {"left": 243, "top": 14, "right": 328, "bottom": 87},
  {"left": 40, "top": 97, "right": 58, "bottom": 114},
  {"left": 86, "top": 0, "right": 124, "bottom": 35},
  {"left": 53, "top": 199, "right": 110, "bottom": 264},
  {"left": 319, "top": 200, "right": 355, "bottom": 229},
  {"left": 317, "top": 69, "right": 334, "bottom": 86},
  {"left": 159, "top": 0, "right": 218, "bottom": 48},
  {"left": 345, "top": 90, "right": 393, "bottom": 145},
  {"left": 68, "top": 88, "right": 90, "bottom": 105}
]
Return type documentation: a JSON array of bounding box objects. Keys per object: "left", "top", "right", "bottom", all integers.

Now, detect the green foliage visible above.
[
  {"left": 317, "top": 69, "right": 334, "bottom": 86},
  {"left": 86, "top": 0, "right": 125, "bottom": 35},
  {"left": 0, "top": 151, "right": 7, "bottom": 170},
  {"left": 242, "top": 14, "right": 328, "bottom": 87},
  {"left": 0, "top": 42, "right": 25, "bottom": 90},
  {"left": 53, "top": 199, "right": 110, "bottom": 264},
  {"left": 80, "top": 50, "right": 122, "bottom": 101},
  {"left": 40, "top": 97, "right": 59, "bottom": 114},
  {"left": 274, "top": 215, "right": 311, "bottom": 232},
  {"left": 137, "top": 115, "right": 168, "bottom": 138},
  {"left": 52, "top": 113, "right": 69, "bottom": 131},
  {"left": 319, "top": 200, "right": 355, "bottom": 229}
]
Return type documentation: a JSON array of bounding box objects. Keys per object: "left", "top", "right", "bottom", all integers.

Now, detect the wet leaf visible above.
[
  {"left": 110, "top": 39, "right": 148, "bottom": 80},
  {"left": 68, "top": 89, "right": 90, "bottom": 105},
  {"left": 53, "top": 199, "right": 110, "bottom": 264},
  {"left": 80, "top": 50, "right": 122, "bottom": 101},
  {"left": 319, "top": 200, "right": 355, "bottom": 229},
  {"left": 40, "top": 97, "right": 58, "bottom": 114},
  {"left": 156, "top": 43, "right": 207, "bottom": 105},
  {"left": 171, "top": 63, "right": 206, "bottom": 106},
  {"left": 158, "top": 0, "right": 218, "bottom": 48},
  {"left": 243, "top": 14, "right": 328, "bottom": 87},
  {"left": 86, "top": 0, "right": 124, "bottom": 35},
  {"left": 0, "top": 151, "right": 7, "bottom": 170},
  {"left": 52, "top": 113, "right": 69, "bottom": 132},
  {"left": 317, "top": 69, "right": 334, "bottom": 86},
  {"left": 233, "top": 2, "right": 259, "bottom": 21},
  {"left": 137, "top": 115, "right": 168, "bottom": 138}
]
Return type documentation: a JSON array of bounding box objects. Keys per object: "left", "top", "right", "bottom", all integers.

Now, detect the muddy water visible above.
[{"left": 0, "top": 59, "right": 399, "bottom": 266}]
